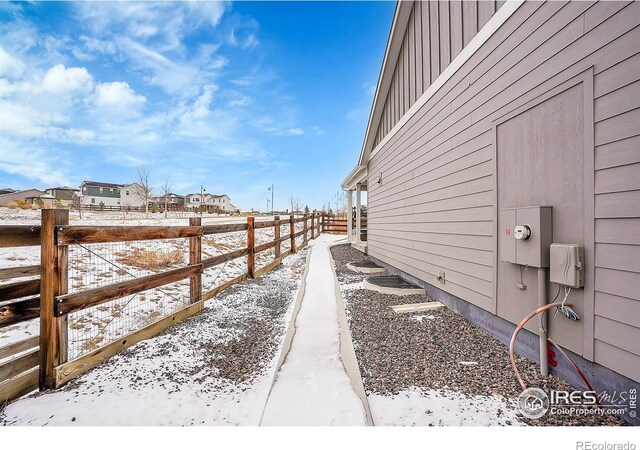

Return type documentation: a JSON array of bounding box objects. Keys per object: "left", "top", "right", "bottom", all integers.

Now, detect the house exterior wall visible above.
[
  {"left": 366, "top": 1, "right": 640, "bottom": 383},
  {"left": 120, "top": 184, "right": 147, "bottom": 208},
  {"left": 0, "top": 189, "right": 45, "bottom": 205},
  {"left": 80, "top": 184, "right": 122, "bottom": 207},
  {"left": 373, "top": 1, "right": 504, "bottom": 147}
]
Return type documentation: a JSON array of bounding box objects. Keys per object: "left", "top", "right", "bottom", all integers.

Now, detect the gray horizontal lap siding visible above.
[
  {"left": 84, "top": 186, "right": 120, "bottom": 198},
  {"left": 367, "top": 1, "right": 640, "bottom": 381}
]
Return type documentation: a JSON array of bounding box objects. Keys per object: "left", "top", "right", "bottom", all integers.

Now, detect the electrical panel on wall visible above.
[
  {"left": 499, "top": 206, "right": 553, "bottom": 268},
  {"left": 550, "top": 244, "right": 585, "bottom": 288}
]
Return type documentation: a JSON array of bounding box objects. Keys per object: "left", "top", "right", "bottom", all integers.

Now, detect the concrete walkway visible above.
[{"left": 260, "top": 234, "right": 367, "bottom": 425}]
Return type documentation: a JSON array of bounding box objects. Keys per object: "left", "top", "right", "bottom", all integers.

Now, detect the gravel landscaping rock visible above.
[{"left": 331, "top": 244, "right": 626, "bottom": 426}]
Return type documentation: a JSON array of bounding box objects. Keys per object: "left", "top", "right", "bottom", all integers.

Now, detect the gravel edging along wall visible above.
[{"left": 330, "top": 244, "right": 626, "bottom": 426}]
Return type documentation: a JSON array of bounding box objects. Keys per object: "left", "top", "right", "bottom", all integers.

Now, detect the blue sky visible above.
[{"left": 0, "top": 1, "right": 394, "bottom": 211}]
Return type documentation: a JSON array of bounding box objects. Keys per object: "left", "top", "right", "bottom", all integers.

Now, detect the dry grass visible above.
[
  {"left": 115, "top": 247, "right": 184, "bottom": 271},
  {"left": 81, "top": 335, "right": 105, "bottom": 352},
  {"left": 6, "top": 200, "right": 35, "bottom": 210}
]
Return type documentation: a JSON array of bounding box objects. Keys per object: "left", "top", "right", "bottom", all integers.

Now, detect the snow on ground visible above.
[
  {"left": 261, "top": 234, "right": 367, "bottom": 426},
  {"left": 0, "top": 207, "right": 305, "bottom": 357},
  {"left": 369, "top": 388, "right": 522, "bottom": 426},
  {"left": 0, "top": 247, "right": 310, "bottom": 426}
]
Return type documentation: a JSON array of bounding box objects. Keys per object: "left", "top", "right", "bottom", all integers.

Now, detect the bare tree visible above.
[
  {"left": 160, "top": 179, "right": 172, "bottom": 219},
  {"left": 134, "top": 166, "right": 153, "bottom": 219},
  {"left": 289, "top": 195, "right": 303, "bottom": 216},
  {"left": 73, "top": 192, "right": 83, "bottom": 220}
]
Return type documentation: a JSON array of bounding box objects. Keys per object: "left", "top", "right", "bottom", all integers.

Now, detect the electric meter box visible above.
[
  {"left": 550, "top": 243, "right": 584, "bottom": 288},
  {"left": 499, "top": 206, "right": 553, "bottom": 268}
]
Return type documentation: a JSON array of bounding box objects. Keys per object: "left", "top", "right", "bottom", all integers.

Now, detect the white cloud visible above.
[
  {"left": 285, "top": 128, "right": 304, "bottom": 136},
  {"left": 74, "top": 2, "right": 228, "bottom": 51},
  {"left": 0, "top": 46, "right": 24, "bottom": 79},
  {"left": 0, "top": 137, "right": 70, "bottom": 186},
  {"left": 42, "top": 64, "right": 94, "bottom": 95},
  {"left": 0, "top": 100, "right": 67, "bottom": 137},
  {"left": 95, "top": 81, "right": 146, "bottom": 108}
]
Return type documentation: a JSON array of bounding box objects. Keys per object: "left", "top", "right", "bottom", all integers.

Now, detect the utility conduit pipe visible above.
[
  {"left": 509, "top": 302, "right": 569, "bottom": 391},
  {"left": 538, "top": 268, "right": 548, "bottom": 377}
]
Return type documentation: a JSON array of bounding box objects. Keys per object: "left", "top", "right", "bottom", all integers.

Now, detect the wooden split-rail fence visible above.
[{"left": 0, "top": 209, "right": 342, "bottom": 403}]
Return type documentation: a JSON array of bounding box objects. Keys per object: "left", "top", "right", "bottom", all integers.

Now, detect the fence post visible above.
[
  {"left": 40, "top": 208, "right": 68, "bottom": 390},
  {"left": 247, "top": 217, "right": 255, "bottom": 278},
  {"left": 274, "top": 215, "right": 281, "bottom": 260},
  {"left": 290, "top": 215, "right": 296, "bottom": 254},
  {"left": 317, "top": 211, "right": 321, "bottom": 236},
  {"left": 321, "top": 212, "right": 325, "bottom": 233},
  {"left": 303, "top": 213, "right": 308, "bottom": 243},
  {"left": 189, "top": 217, "right": 202, "bottom": 303},
  {"left": 311, "top": 210, "right": 315, "bottom": 240}
]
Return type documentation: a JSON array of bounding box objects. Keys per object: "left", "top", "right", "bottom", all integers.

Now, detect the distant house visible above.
[
  {"left": 210, "top": 194, "right": 235, "bottom": 213},
  {"left": 79, "top": 181, "right": 123, "bottom": 207},
  {"left": 46, "top": 186, "right": 79, "bottom": 207},
  {"left": 184, "top": 193, "right": 235, "bottom": 213},
  {"left": 120, "top": 183, "right": 148, "bottom": 208},
  {"left": 0, "top": 188, "right": 16, "bottom": 195},
  {"left": 0, "top": 189, "right": 45, "bottom": 206},
  {"left": 184, "top": 193, "right": 204, "bottom": 211},
  {"left": 26, "top": 193, "right": 55, "bottom": 208},
  {"left": 154, "top": 193, "right": 185, "bottom": 211}
]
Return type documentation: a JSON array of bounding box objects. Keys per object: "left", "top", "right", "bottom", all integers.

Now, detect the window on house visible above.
[
  {"left": 126, "top": 191, "right": 129, "bottom": 196},
  {"left": 100, "top": 188, "right": 103, "bottom": 194},
  {"left": 117, "top": 189, "right": 121, "bottom": 195},
  {"left": 91, "top": 198, "right": 95, "bottom": 204}
]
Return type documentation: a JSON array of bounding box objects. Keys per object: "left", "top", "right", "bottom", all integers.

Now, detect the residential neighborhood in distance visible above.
[{"left": 0, "top": 181, "right": 238, "bottom": 213}]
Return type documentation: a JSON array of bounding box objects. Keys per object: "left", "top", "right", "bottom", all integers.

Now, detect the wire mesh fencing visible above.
[
  {"left": 201, "top": 228, "right": 248, "bottom": 294},
  {"left": 66, "top": 238, "right": 192, "bottom": 359}
]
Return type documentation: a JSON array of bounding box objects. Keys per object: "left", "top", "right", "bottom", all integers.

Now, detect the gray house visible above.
[
  {"left": 0, "top": 189, "right": 45, "bottom": 206},
  {"left": 79, "top": 181, "right": 123, "bottom": 207},
  {"left": 342, "top": 0, "right": 640, "bottom": 413},
  {"left": 46, "top": 186, "right": 79, "bottom": 207}
]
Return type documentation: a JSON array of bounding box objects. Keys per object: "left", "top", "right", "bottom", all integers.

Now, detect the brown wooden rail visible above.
[
  {"left": 0, "top": 295, "right": 40, "bottom": 327},
  {"left": 55, "top": 264, "right": 202, "bottom": 316},
  {"left": 57, "top": 226, "right": 202, "bottom": 245},
  {"left": 0, "top": 265, "right": 40, "bottom": 280},
  {"left": 0, "top": 226, "right": 41, "bottom": 248}
]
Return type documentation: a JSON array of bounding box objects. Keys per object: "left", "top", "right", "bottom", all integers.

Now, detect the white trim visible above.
[
  {"left": 357, "top": 1, "right": 413, "bottom": 167},
  {"left": 366, "top": 0, "right": 524, "bottom": 163},
  {"left": 341, "top": 164, "right": 368, "bottom": 190}
]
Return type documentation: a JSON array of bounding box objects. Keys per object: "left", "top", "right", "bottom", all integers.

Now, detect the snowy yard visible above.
[{"left": 1, "top": 244, "right": 310, "bottom": 425}]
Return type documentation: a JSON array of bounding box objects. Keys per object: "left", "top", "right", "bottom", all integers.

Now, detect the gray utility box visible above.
[
  {"left": 550, "top": 243, "right": 585, "bottom": 288},
  {"left": 499, "top": 206, "right": 553, "bottom": 268}
]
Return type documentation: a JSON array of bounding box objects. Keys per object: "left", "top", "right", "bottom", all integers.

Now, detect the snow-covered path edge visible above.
[
  {"left": 258, "top": 244, "right": 314, "bottom": 421},
  {"left": 328, "top": 239, "right": 374, "bottom": 426},
  {"left": 260, "top": 235, "right": 367, "bottom": 425}
]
